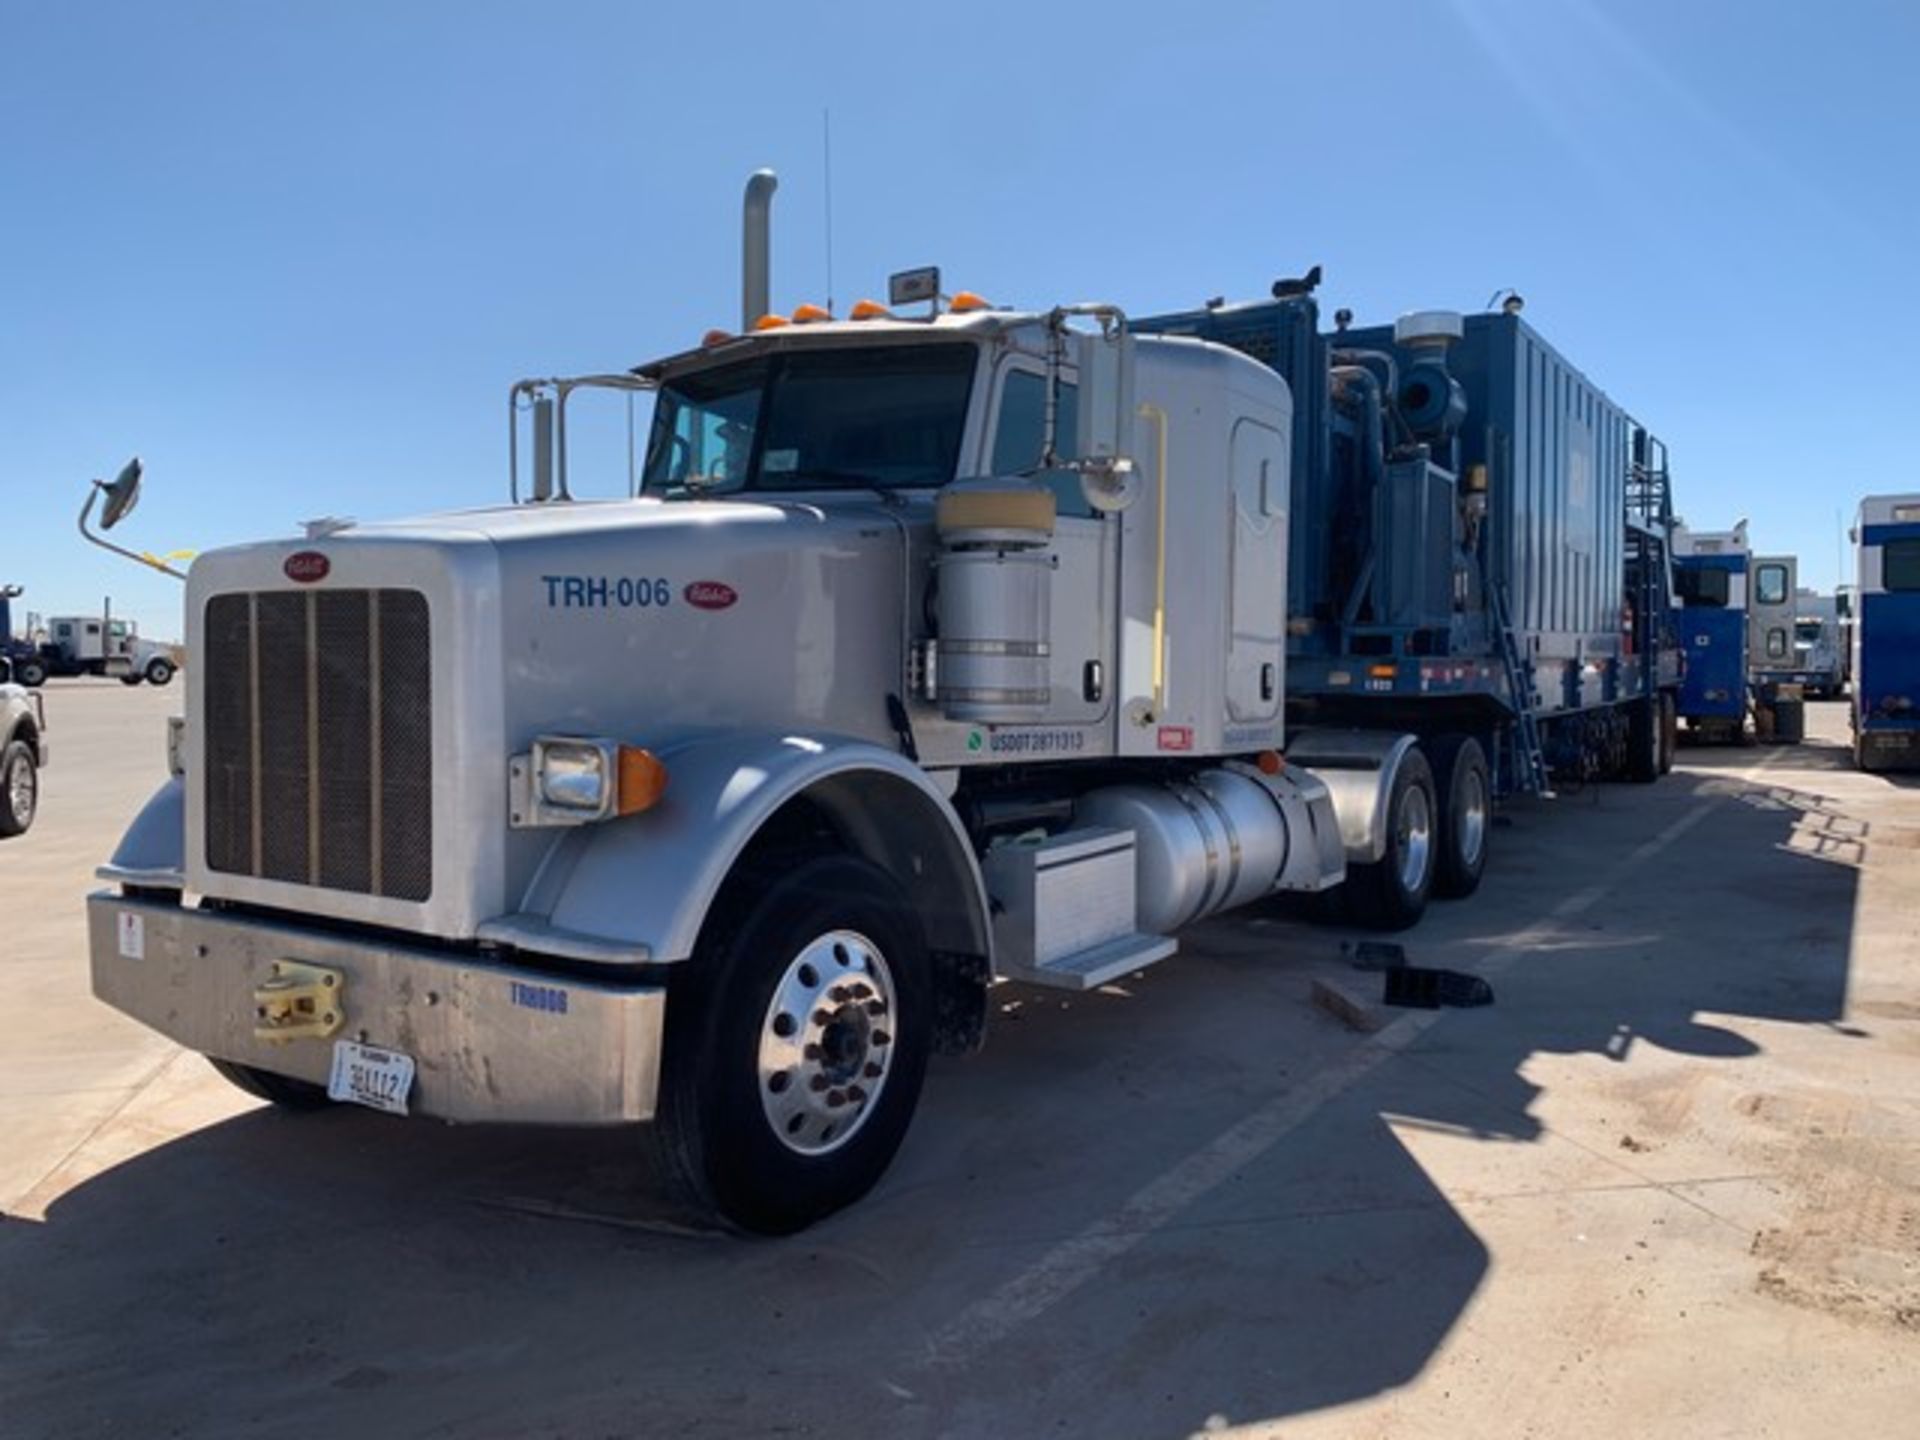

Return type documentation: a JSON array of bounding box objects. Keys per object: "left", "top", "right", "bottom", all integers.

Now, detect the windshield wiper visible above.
[{"left": 763, "top": 468, "right": 890, "bottom": 491}]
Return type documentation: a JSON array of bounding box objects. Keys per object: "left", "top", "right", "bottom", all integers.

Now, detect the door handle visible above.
[{"left": 1083, "top": 660, "right": 1105, "bottom": 703}]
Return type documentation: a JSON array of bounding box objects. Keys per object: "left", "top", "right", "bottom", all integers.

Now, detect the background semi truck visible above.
[
  {"left": 1673, "top": 523, "right": 1750, "bottom": 741},
  {"left": 86, "top": 176, "right": 1685, "bottom": 1231},
  {"left": 1851, "top": 493, "right": 1920, "bottom": 771},
  {"left": 0, "top": 587, "right": 177, "bottom": 688},
  {"left": 1790, "top": 590, "right": 1847, "bottom": 699}
]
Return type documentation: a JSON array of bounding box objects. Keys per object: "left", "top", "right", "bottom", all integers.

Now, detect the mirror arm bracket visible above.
[{"left": 77, "top": 486, "right": 187, "bottom": 582}]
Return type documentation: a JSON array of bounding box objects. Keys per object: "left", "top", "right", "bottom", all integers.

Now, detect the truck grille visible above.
[{"left": 204, "top": 589, "right": 433, "bottom": 901}]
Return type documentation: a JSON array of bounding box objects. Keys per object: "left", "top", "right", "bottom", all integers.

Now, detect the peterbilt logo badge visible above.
[
  {"left": 683, "top": 580, "right": 737, "bottom": 611},
  {"left": 284, "top": 551, "right": 330, "bottom": 583}
]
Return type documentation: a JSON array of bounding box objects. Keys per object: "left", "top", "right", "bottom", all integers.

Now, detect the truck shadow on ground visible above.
[{"left": 0, "top": 744, "right": 1864, "bottom": 1440}]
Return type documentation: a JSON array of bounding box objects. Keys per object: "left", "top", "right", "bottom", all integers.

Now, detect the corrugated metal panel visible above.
[{"left": 1424, "top": 312, "right": 1631, "bottom": 664}]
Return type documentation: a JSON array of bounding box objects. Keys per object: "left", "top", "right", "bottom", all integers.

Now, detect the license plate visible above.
[{"left": 327, "top": 1040, "right": 416, "bottom": 1116}]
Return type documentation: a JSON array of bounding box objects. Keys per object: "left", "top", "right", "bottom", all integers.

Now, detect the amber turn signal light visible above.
[{"left": 616, "top": 746, "right": 670, "bottom": 816}]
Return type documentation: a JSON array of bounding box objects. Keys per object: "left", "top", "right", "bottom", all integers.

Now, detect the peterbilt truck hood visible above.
[{"left": 181, "top": 495, "right": 918, "bottom": 936}]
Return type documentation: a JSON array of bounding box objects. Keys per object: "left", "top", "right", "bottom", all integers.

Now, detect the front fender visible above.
[
  {"left": 488, "top": 733, "right": 991, "bottom": 967},
  {"left": 98, "top": 775, "right": 186, "bottom": 888}
]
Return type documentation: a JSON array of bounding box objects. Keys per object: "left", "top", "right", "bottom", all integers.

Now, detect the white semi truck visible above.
[
  {"left": 89, "top": 181, "right": 1486, "bottom": 1232},
  {"left": 39, "top": 610, "right": 177, "bottom": 686}
]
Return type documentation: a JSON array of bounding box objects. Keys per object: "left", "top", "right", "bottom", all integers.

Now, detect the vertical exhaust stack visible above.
[{"left": 742, "top": 169, "right": 778, "bottom": 329}]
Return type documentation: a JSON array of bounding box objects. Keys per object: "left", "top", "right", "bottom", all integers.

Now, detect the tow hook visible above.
[{"left": 253, "top": 961, "right": 345, "bottom": 1042}]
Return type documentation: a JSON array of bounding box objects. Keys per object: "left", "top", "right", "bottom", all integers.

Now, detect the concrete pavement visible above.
[{"left": 2, "top": 685, "right": 1915, "bottom": 1438}]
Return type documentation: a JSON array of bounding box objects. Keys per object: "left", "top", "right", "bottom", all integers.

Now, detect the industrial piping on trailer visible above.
[
  {"left": 742, "top": 169, "right": 778, "bottom": 329},
  {"left": 1330, "top": 365, "right": 1387, "bottom": 630}
]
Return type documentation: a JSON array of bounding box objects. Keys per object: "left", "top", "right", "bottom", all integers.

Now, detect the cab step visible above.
[
  {"left": 981, "top": 826, "right": 1179, "bottom": 992},
  {"left": 999, "top": 933, "right": 1179, "bottom": 992}
]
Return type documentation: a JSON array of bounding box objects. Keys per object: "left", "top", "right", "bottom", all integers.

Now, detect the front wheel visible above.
[
  {"left": 650, "top": 854, "right": 932, "bottom": 1234},
  {"left": 16, "top": 658, "right": 47, "bottom": 688},
  {"left": 1345, "top": 747, "right": 1436, "bottom": 931},
  {"left": 145, "top": 658, "right": 176, "bottom": 686},
  {"left": 0, "top": 740, "right": 38, "bottom": 836}
]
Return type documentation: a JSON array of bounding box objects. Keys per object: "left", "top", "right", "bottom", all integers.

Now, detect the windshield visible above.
[
  {"left": 1675, "top": 566, "right": 1730, "bottom": 608},
  {"left": 1795, "top": 620, "right": 1824, "bottom": 643},
  {"left": 641, "top": 342, "right": 978, "bottom": 496}
]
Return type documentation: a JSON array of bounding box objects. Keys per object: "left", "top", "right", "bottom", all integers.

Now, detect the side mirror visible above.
[
  {"left": 1074, "top": 325, "right": 1134, "bottom": 471},
  {"left": 1078, "top": 456, "right": 1140, "bottom": 514},
  {"left": 78, "top": 454, "right": 185, "bottom": 581},
  {"left": 99, "top": 456, "right": 143, "bottom": 530}
]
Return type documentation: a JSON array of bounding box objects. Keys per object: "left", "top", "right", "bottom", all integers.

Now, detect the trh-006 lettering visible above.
[{"left": 542, "top": 576, "right": 672, "bottom": 609}]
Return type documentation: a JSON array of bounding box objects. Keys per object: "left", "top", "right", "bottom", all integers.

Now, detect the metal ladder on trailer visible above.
[
  {"left": 1488, "top": 577, "right": 1552, "bottom": 797},
  {"left": 1626, "top": 428, "right": 1674, "bottom": 533}
]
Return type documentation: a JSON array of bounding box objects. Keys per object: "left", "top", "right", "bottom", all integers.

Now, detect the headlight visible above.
[
  {"left": 534, "top": 738, "right": 615, "bottom": 816},
  {"left": 512, "top": 736, "right": 670, "bottom": 829}
]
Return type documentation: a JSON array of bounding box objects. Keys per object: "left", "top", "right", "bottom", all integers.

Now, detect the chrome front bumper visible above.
[{"left": 87, "top": 891, "right": 665, "bottom": 1124}]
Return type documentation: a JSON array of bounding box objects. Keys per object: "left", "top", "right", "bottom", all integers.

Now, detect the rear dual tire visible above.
[
  {"left": 1346, "top": 748, "right": 1438, "bottom": 931},
  {"left": 1430, "top": 735, "right": 1491, "bottom": 900},
  {"left": 1627, "top": 697, "right": 1663, "bottom": 782}
]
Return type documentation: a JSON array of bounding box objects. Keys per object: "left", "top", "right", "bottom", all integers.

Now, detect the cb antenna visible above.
[{"left": 822, "top": 108, "right": 835, "bottom": 316}]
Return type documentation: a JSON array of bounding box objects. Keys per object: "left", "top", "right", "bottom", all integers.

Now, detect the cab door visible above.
[
  {"left": 1749, "top": 555, "right": 1797, "bottom": 673},
  {"left": 1226, "top": 416, "right": 1288, "bottom": 722}
]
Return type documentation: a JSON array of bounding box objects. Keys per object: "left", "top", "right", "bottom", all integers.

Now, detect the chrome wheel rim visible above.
[
  {"left": 7, "top": 756, "right": 33, "bottom": 825},
  {"left": 1456, "top": 767, "right": 1488, "bottom": 870},
  {"left": 1397, "top": 784, "right": 1433, "bottom": 895},
  {"left": 757, "top": 930, "right": 896, "bottom": 1157}
]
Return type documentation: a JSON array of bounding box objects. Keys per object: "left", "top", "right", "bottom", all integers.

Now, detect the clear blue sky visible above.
[{"left": 5, "top": 0, "right": 1915, "bottom": 639}]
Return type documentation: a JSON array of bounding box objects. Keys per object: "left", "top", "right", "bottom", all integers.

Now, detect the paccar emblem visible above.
[
  {"left": 284, "top": 551, "right": 330, "bottom": 583},
  {"left": 683, "top": 580, "right": 737, "bottom": 611}
]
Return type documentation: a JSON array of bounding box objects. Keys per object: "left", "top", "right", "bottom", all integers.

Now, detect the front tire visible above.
[
  {"left": 207, "top": 1057, "right": 331, "bottom": 1109},
  {"left": 16, "top": 658, "right": 47, "bottom": 688},
  {"left": 0, "top": 740, "right": 38, "bottom": 836},
  {"left": 651, "top": 854, "right": 932, "bottom": 1234},
  {"left": 145, "top": 658, "right": 175, "bottom": 686},
  {"left": 1345, "top": 747, "right": 1436, "bottom": 931},
  {"left": 1430, "top": 735, "right": 1491, "bottom": 900}
]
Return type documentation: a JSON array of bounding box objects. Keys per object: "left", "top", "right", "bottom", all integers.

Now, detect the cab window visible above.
[
  {"left": 1675, "top": 567, "right": 1730, "bottom": 608},
  {"left": 1755, "top": 563, "right": 1789, "bottom": 606},
  {"left": 1885, "top": 539, "right": 1920, "bottom": 592},
  {"left": 992, "top": 369, "right": 1087, "bottom": 517}
]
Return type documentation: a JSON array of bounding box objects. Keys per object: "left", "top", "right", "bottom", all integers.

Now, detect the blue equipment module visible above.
[{"left": 1135, "top": 294, "right": 1672, "bottom": 732}]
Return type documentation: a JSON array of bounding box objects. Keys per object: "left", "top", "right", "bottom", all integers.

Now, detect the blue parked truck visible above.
[
  {"left": 1672, "top": 523, "right": 1751, "bottom": 740},
  {"left": 1136, "top": 284, "right": 1682, "bottom": 917},
  {"left": 1851, "top": 493, "right": 1920, "bottom": 771}
]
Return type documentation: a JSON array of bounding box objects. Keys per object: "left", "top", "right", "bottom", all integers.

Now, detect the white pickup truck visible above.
[{"left": 0, "top": 663, "right": 47, "bottom": 835}]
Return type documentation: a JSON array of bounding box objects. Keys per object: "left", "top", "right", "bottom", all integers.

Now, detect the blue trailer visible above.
[
  {"left": 1137, "top": 288, "right": 1681, "bottom": 808},
  {"left": 1851, "top": 493, "right": 1920, "bottom": 771},
  {"left": 1671, "top": 526, "right": 1750, "bottom": 739}
]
